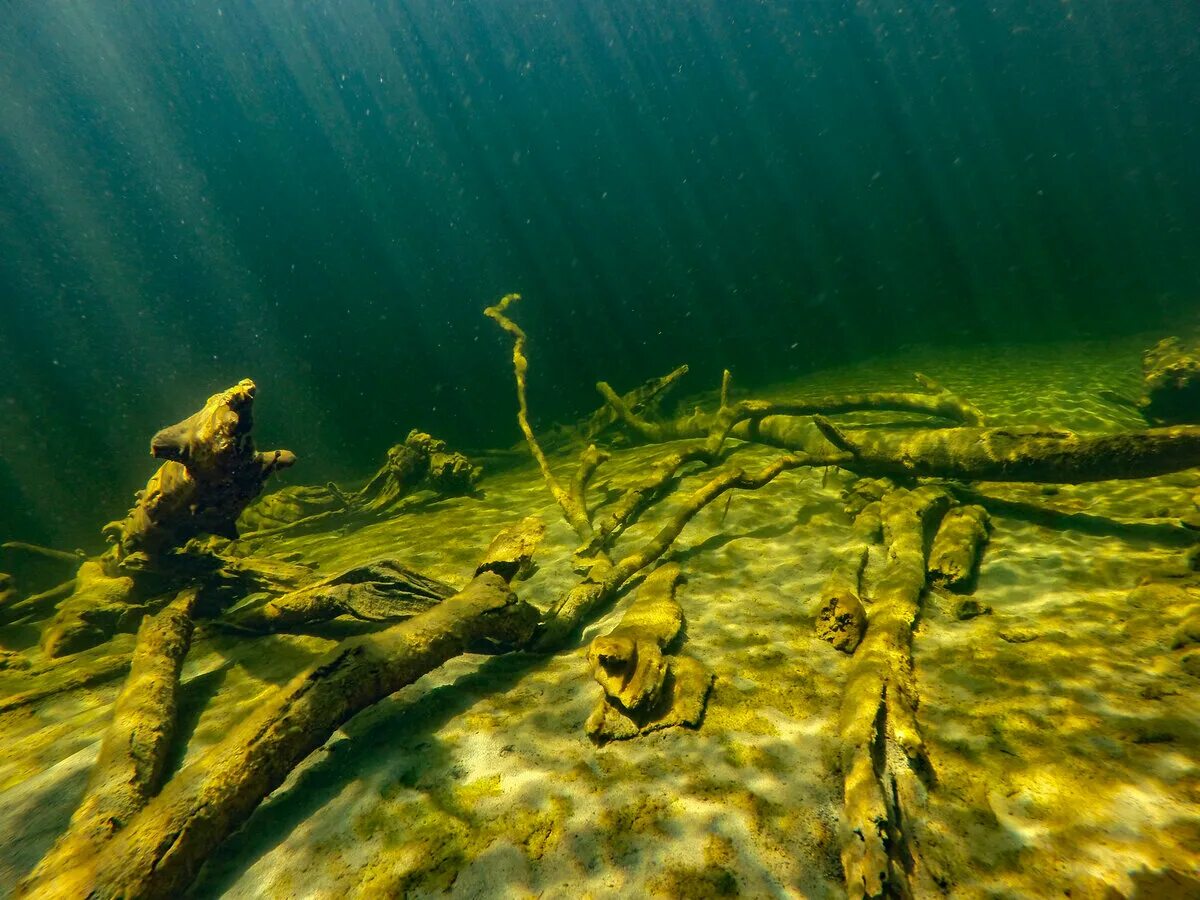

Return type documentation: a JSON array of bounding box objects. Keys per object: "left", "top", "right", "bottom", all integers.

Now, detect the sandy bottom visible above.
[{"left": 1, "top": 334, "right": 1198, "bottom": 898}]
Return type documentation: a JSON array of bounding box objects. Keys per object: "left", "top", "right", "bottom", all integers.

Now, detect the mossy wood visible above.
[
  {"left": 815, "top": 416, "right": 1200, "bottom": 483},
  {"left": 19, "top": 520, "right": 544, "bottom": 899},
  {"left": 839, "top": 486, "right": 949, "bottom": 899}
]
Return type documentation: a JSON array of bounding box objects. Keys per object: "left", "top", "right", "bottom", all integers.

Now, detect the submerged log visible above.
[
  {"left": 585, "top": 563, "right": 713, "bottom": 742},
  {"left": 839, "top": 486, "right": 948, "bottom": 900},
  {"left": 927, "top": 504, "right": 990, "bottom": 591},
  {"left": 20, "top": 588, "right": 199, "bottom": 896},
  {"left": 815, "top": 544, "right": 869, "bottom": 654},
  {"left": 23, "top": 518, "right": 544, "bottom": 899},
  {"left": 814, "top": 416, "right": 1200, "bottom": 483},
  {"left": 72, "top": 573, "right": 535, "bottom": 899},
  {"left": 598, "top": 371, "right": 986, "bottom": 448},
  {"left": 1138, "top": 335, "right": 1200, "bottom": 425},
  {"left": 40, "top": 561, "right": 139, "bottom": 658},
  {"left": 221, "top": 559, "right": 456, "bottom": 634},
  {"left": 40, "top": 381, "right": 295, "bottom": 658},
  {"left": 238, "top": 430, "right": 479, "bottom": 540},
  {"left": 106, "top": 379, "right": 296, "bottom": 563}
]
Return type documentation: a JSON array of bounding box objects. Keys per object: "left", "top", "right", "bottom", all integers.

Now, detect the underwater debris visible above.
[
  {"left": 220, "top": 558, "right": 457, "bottom": 634},
  {"left": 598, "top": 370, "right": 983, "bottom": 453},
  {"left": 585, "top": 562, "right": 714, "bottom": 742},
  {"left": 1138, "top": 335, "right": 1200, "bottom": 425},
  {"left": 238, "top": 429, "right": 480, "bottom": 540},
  {"left": 40, "top": 380, "right": 295, "bottom": 657},
  {"left": 815, "top": 543, "right": 869, "bottom": 654},
  {"left": 927, "top": 504, "right": 990, "bottom": 591},
  {"left": 839, "top": 486, "right": 949, "bottom": 900},
  {"left": 813, "top": 415, "right": 1200, "bottom": 483},
  {"left": 485, "top": 293, "right": 822, "bottom": 652},
  {"left": 22, "top": 587, "right": 199, "bottom": 892},
  {"left": 17, "top": 518, "right": 544, "bottom": 899}
]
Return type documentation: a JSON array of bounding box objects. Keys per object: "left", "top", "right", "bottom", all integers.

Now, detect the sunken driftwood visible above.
[
  {"left": 18, "top": 519, "right": 544, "bottom": 900},
  {"left": 21, "top": 587, "right": 199, "bottom": 891},
  {"left": 221, "top": 559, "right": 457, "bottom": 634},
  {"left": 814, "top": 416, "right": 1200, "bottom": 484},
  {"left": 40, "top": 380, "right": 295, "bottom": 658},
  {"left": 927, "top": 504, "right": 990, "bottom": 591},
  {"left": 108, "top": 379, "right": 296, "bottom": 564},
  {"left": 585, "top": 562, "right": 714, "bottom": 742},
  {"left": 486, "top": 293, "right": 835, "bottom": 653},
  {"left": 839, "top": 486, "right": 949, "bottom": 900},
  {"left": 1138, "top": 335, "right": 1200, "bottom": 425},
  {"left": 597, "top": 370, "right": 985, "bottom": 451},
  {"left": 238, "top": 429, "right": 480, "bottom": 540}
]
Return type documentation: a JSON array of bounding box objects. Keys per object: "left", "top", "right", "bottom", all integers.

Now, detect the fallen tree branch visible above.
[
  {"left": 485, "top": 294, "right": 596, "bottom": 541},
  {"left": 597, "top": 371, "right": 985, "bottom": 449},
  {"left": 20, "top": 587, "right": 199, "bottom": 894},
  {"left": 839, "top": 486, "right": 949, "bottom": 899},
  {"left": 814, "top": 416, "right": 1200, "bottom": 483},
  {"left": 21, "top": 520, "right": 543, "bottom": 899}
]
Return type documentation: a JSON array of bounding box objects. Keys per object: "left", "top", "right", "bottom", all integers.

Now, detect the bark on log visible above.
[
  {"left": 814, "top": 416, "right": 1200, "bottom": 484},
  {"left": 839, "top": 486, "right": 948, "bottom": 900},
  {"left": 535, "top": 453, "right": 813, "bottom": 650},
  {"left": 815, "top": 544, "right": 869, "bottom": 654},
  {"left": 44, "top": 572, "right": 538, "bottom": 899},
  {"left": 19, "top": 588, "right": 199, "bottom": 897}
]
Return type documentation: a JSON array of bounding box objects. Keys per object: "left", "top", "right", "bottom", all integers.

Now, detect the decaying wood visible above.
[
  {"left": 536, "top": 452, "right": 814, "bottom": 650},
  {"left": 0, "top": 577, "right": 76, "bottom": 627},
  {"left": 0, "top": 646, "right": 133, "bottom": 715},
  {"left": 20, "top": 588, "right": 199, "bottom": 897},
  {"left": 1138, "top": 335, "right": 1200, "bottom": 425},
  {"left": 579, "top": 364, "right": 689, "bottom": 442},
  {"left": 41, "top": 561, "right": 139, "bottom": 658},
  {"left": 839, "top": 486, "right": 948, "bottom": 899},
  {"left": 815, "top": 544, "right": 869, "bottom": 654},
  {"left": 40, "top": 381, "right": 296, "bottom": 658},
  {"left": 221, "top": 559, "right": 456, "bottom": 634},
  {"left": 585, "top": 562, "right": 713, "bottom": 742},
  {"left": 597, "top": 370, "right": 985, "bottom": 450},
  {"left": 21, "top": 519, "right": 544, "bottom": 899},
  {"left": 107, "top": 379, "right": 296, "bottom": 563},
  {"left": 476, "top": 515, "right": 547, "bottom": 582},
  {"left": 72, "top": 572, "right": 536, "bottom": 899},
  {"left": 485, "top": 293, "right": 596, "bottom": 542},
  {"left": 814, "top": 415, "right": 1200, "bottom": 483},
  {"left": 486, "top": 293, "right": 827, "bottom": 652},
  {"left": 927, "top": 504, "right": 990, "bottom": 591},
  {"left": 236, "top": 430, "right": 479, "bottom": 542}
]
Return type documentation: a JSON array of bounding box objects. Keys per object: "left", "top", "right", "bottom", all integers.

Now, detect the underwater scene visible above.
[{"left": 2, "top": 2, "right": 1199, "bottom": 898}]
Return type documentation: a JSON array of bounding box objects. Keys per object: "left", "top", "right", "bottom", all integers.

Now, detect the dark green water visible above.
[{"left": 2, "top": 1, "right": 1199, "bottom": 549}]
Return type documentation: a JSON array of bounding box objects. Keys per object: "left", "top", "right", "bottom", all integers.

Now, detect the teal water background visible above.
[{"left": 2, "top": 1, "right": 1199, "bottom": 548}]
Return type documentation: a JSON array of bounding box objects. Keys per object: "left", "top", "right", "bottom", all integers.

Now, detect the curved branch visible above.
[{"left": 486, "top": 293, "right": 594, "bottom": 542}]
